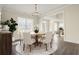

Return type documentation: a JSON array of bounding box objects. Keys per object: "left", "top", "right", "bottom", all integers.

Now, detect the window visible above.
[
  {"left": 54, "top": 22, "right": 58, "bottom": 31},
  {"left": 17, "top": 17, "right": 33, "bottom": 32},
  {"left": 39, "top": 20, "right": 48, "bottom": 32}
]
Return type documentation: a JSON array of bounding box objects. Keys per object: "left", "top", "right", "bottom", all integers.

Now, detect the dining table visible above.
[{"left": 30, "top": 32, "right": 45, "bottom": 46}]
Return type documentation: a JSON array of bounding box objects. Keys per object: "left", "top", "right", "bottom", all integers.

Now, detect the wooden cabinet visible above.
[{"left": 0, "top": 31, "right": 12, "bottom": 55}]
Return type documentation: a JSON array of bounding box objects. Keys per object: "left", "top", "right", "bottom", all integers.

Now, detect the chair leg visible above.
[
  {"left": 39, "top": 42, "right": 42, "bottom": 47},
  {"left": 34, "top": 44, "right": 36, "bottom": 47},
  {"left": 50, "top": 42, "right": 52, "bottom": 48},
  {"left": 39, "top": 44, "right": 41, "bottom": 47},
  {"left": 23, "top": 43, "right": 25, "bottom": 51},
  {"left": 45, "top": 44, "right": 48, "bottom": 51},
  {"left": 29, "top": 45, "right": 31, "bottom": 52}
]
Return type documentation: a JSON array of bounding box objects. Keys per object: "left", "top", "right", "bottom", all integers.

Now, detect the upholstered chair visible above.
[
  {"left": 40, "top": 32, "right": 53, "bottom": 51},
  {"left": 23, "top": 32, "right": 35, "bottom": 52}
]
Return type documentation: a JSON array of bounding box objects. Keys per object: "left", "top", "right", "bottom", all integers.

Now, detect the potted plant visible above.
[{"left": 1, "top": 18, "right": 18, "bottom": 33}]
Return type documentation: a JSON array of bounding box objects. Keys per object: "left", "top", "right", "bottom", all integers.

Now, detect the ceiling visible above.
[{"left": 3, "top": 4, "right": 66, "bottom": 16}]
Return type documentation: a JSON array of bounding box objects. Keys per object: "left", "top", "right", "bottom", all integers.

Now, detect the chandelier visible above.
[
  {"left": 32, "top": 4, "right": 40, "bottom": 16},
  {"left": 32, "top": 4, "right": 40, "bottom": 30}
]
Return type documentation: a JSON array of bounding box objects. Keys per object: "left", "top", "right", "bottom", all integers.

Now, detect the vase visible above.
[
  {"left": 34, "top": 29, "right": 39, "bottom": 33},
  {"left": 2, "top": 25, "right": 9, "bottom": 31}
]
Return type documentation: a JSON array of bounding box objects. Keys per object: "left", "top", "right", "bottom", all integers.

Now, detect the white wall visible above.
[
  {"left": 1, "top": 7, "right": 42, "bottom": 27},
  {"left": 1, "top": 8, "right": 30, "bottom": 21},
  {"left": 0, "top": 5, "right": 2, "bottom": 21},
  {"left": 1, "top": 9, "right": 17, "bottom": 21},
  {"left": 64, "top": 5, "right": 79, "bottom": 44}
]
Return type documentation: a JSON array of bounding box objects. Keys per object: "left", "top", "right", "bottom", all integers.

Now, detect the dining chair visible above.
[
  {"left": 23, "top": 32, "right": 35, "bottom": 52},
  {"left": 40, "top": 32, "right": 53, "bottom": 51},
  {"left": 12, "top": 31, "right": 23, "bottom": 45}
]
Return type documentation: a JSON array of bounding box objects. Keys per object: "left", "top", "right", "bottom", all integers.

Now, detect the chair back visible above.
[
  {"left": 13, "top": 31, "right": 21, "bottom": 41},
  {"left": 23, "top": 32, "right": 35, "bottom": 45},
  {"left": 44, "top": 32, "right": 53, "bottom": 43}
]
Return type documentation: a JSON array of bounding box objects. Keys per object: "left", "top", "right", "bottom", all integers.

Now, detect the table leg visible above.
[{"left": 35, "top": 35, "right": 38, "bottom": 46}]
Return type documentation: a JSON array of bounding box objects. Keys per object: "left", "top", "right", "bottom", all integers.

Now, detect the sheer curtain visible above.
[{"left": 13, "top": 17, "right": 33, "bottom": 40}]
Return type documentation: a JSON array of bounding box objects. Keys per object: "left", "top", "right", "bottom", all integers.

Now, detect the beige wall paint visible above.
[{"left": 64, "top": 5, "right": 79, "bottom": 44}]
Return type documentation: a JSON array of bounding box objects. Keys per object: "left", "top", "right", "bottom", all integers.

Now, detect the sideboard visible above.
[{"left": 0, "top": 31, "right": 12, "bottom": 55}]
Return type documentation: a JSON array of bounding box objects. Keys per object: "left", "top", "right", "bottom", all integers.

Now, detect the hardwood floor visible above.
[
  {"left": 51, "top": 41, "right": 79, "bottom": 55},
  {"left": 13, "top": 40, "right": 79, "bottom": 55}
]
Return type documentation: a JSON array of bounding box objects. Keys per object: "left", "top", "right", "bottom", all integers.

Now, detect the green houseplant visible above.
[{"left": 1, "top": 18, "right": 18, "bottom": 33}]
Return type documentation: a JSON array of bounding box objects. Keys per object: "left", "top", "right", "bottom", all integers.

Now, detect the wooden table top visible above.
[{"left": 30, "top": 32, "right": 45, "bottom": 35}]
